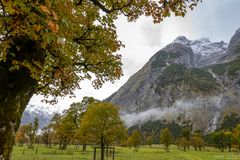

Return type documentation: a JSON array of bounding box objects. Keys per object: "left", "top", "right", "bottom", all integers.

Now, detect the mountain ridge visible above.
[
  {"left": 21, "top": 105, "right": 62, "bottom": 129},
  {"left": 107, "top": 28, "right": 240, "bottom": 132}
]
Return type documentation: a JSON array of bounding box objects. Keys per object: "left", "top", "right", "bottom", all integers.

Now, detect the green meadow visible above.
[{"left": 12, "top": 145, "right": 240, "bottom": 160}]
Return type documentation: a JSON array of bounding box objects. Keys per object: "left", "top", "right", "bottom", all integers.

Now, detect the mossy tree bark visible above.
[
  {"left": 0, "top": 67, "right": 37, "bottom": 160},
  {"left": 0, "top": 38, "right": 43, "bottom": 160}
]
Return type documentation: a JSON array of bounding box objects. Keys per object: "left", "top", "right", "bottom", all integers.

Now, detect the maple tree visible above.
[
  {"left": 128, "top": 130, "right": 141, "bottom": 148},
  {"left": 71, "top": 97, "right": 97, "bottom": 151},
  {"left": 15, "top": 125, "right": 29, "bottom": 147},
  {"left": 190, "top": 131, "right": 205, "bottom": 151},
  {"left": 0, "top": 0, "right": 200, "bottom": 159},
  {"left": 41, "top": 124, "right": 54, "bottom": 147},
  {"left": 160, "top": 128, "right": 173, "bottom": 152},
  {"left": 54, "top": 102, "right": 86, "bottom": 150},
  {"left": 233, "top": 124, "right": 240, "bottom": 151},
  {"left": 31, "top": 118, "right": 39, "bottom": 148},
  {"left": 53, "top": 97, "right": 97, "bottom": 150},
  {"left": 211, "top": 131, "right": 227, "bottom": 152},
  {"left": 79, "top": 102, "right": 126, "bottom": 160}
]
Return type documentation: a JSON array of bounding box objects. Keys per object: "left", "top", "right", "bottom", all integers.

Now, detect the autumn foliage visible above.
[
  {"left": 0, "top": 0, "right": 200, "bottom": 159},
  {"left": 0, "top": 0, "right": 201, "bottom": 101}
]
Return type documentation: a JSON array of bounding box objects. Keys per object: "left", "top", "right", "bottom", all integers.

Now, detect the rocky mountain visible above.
[
  {"left": 21, "top": 105, "right": 60, "bottom": 129},
  {"left": 21, "top": 97, "right": 97, "bottom": 129},
  {"left": 107, "top": 28, "right": 240, "bottom": 132}
]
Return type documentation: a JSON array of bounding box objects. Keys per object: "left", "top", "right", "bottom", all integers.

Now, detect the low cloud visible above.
[{"left": 120, "top": 96, "right": 222, "bottom": 131}]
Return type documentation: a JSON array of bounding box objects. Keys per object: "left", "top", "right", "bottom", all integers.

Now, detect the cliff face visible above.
[{"left": 106, "top": 28, "right": 240, "bottom": 132}]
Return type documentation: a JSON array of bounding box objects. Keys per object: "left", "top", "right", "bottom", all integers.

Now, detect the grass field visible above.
[{"left": 12, "top": 145, "right": 240, "bottom": 160}]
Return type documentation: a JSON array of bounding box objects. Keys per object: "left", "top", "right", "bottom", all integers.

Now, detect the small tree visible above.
[
  {"left": 219, "top": 113, "right": 240, "bottom": 131},
  {"left": 32, "top": 118, "right": 39, "bottom": 146},
  {"left": 181, "top": 127, "right": 191, "bottom": 140},
  {"left": 160, "top": 128, "right": 173, "bottom": 152},
  {"left": 211, "top": 131, "right": 227, "bottom": 152},
  {"left": 24, "top": 118, "right": 39, "bottom": 149},
  {"left": 224, "top": 131, "right": 234, "bottom": 152},
  {"left": 75, "top": 128, "right": 90, "bottom": 151},
  {"left": 129, "top": 130, "right": 141, "bottom": 149},
  {"left": 51, "top": 113, "right": 62, "bottom": 147},
  {"left": 181, "top": 127, "right": 191, "bottom": 150},
  {"left": 127, "top": 137, "right": 133, "bottom": 148},
  {"left": 74, "top": 97, "right": 98, "bottom": 151},
  {"left": 41, "top": 125, "right": 54, "bottom": 147},
  {"left": 233, "top": 124, "right": 240, "bottom": 151},
  {"left": 146, "top": 135, "right": 154, "bottom": 148},
  {"left": 175, "top": 137, "right": 181, "bottom": 150},
  {"left": 79, "top": 102, "right": 126, "bottom": 160},
  {"left": 190, "top": 131, "right": 204, "bottom": 151},
  {"left": 55, "top": 114, "right": 76, "bottom": 150},
  {"left": 191, "top": 136, "right": 204, "bottom": 151},
  {"left": 15, "top": 125, "right": 29, "bottom": 146},
  {"left": 179, "top": 137, "right": 191, "bottom": 152},
  {"left": 51, "top": 99, "right": 92, "bottom": 150}
]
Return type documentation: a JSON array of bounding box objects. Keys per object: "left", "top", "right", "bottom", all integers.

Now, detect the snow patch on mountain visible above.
[
  {"left": 21, "top": 105, "right": 66, "bottom": 129},
  {"left": 173, "top": 36, "right": 228, "bottom": 67},
  {"left": 173, "top": 36, "right": 191, "bottom": 45},
  {"left": 25, "top": 104, "right": 64, "bottom": 114}
]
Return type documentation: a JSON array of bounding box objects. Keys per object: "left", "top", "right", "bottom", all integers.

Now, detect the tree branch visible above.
[
  {"left": 75, "top": 0, "right": 83, "bottom": 5},
  {"left": 89, "top": 0, "right": 133, "bottom": 14}
]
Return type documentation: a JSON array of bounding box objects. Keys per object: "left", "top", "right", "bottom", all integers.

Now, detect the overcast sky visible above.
[{"left": 29, "top": 0, "right": 240, "bottom": 111}]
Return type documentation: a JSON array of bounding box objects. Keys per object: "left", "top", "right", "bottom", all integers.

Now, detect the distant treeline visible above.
[{"left": 15, "top": 97, "right": 240, "bottom": 153}]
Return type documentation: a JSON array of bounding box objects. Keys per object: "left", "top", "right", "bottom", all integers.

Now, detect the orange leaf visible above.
[
  {"left": 48, "top": 21, "right": 58, "bottom": 33},
  {"left": 40, "top": 5, "right": 51, "bottom": 14},
  {"left": 52, "top": 11, "right": 58, "bottom": 21}
]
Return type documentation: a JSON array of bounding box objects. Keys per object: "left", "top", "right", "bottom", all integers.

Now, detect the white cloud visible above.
[{"left": 121, "top": 96, "right": 222, "bottom": 128}]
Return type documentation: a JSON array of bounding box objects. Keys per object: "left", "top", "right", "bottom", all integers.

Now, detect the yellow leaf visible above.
[{"left": 33, "top": 25, "right": 42, "bottom": 32}]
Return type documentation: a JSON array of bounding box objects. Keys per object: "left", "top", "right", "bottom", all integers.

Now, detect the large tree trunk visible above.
[
  {"left": 0, "top": 67, "right": 37, "bottom": 160},
  {"left": 0, "top": 38, "right": 44, "bottom": 160}
]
